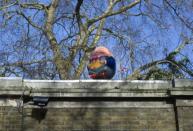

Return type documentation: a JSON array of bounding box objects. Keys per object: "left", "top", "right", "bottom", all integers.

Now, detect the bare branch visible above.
[
  {"left": 74, "top": 0, "right": 84, "bottom": 29},
  {"left": 0, "top": 0, "right": 18, "bottom": 11},
  {"left": 128, "top": 38, "right": 193, "bottom": 79},
  {"left": 166, "top": 36, "right": 190, "bottom": 60},
  {"left": 16, "top": 11, "right": 43, "bottom": 30},
  {"left": 87, "top": 0, "right": 141, "bottom": 26},
  {"left": 164, "top": 0, "right": 193, "bottom": 32},
  {"left": 19, "top": 3, "right": 47, "bottom": 10},
  {"left": 4, "top": 59, "right": 53, "bottom": 67}
]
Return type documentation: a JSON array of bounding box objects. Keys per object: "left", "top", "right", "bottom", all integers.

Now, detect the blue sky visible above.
[{"left": 0, "top": 0, "right": 193, "bottom": 79}]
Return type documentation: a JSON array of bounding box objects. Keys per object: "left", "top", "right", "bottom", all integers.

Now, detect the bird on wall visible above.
[{"left": 87, "top": 46, "right": 116, "bottom": 79}]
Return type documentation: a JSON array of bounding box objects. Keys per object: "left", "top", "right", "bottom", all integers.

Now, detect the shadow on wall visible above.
[{"left": 31, "top": 108, "right": 48, "bottom": 123}]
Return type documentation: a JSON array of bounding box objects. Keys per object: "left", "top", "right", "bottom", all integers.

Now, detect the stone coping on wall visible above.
[
  {"left": 0, "top": 77, "right": 193, "bottom": 108},
  {"left": 0, "top": 77, "right": 193, "bottom": 98}
]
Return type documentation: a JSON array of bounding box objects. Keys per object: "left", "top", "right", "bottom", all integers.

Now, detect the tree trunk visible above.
[{"left": 44, "top": 0, "right": 68, "bottom": 79}]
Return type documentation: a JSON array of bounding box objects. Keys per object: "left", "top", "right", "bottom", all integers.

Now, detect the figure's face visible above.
[
  {"left": 88, "top": 47, "right": 111, "bottom": 69},
  {"left": 88, "top": 55, "right": 106, "bottom": 69}
]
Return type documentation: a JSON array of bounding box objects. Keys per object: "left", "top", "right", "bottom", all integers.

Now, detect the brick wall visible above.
[
  {"left": 0, "top": 107, "right": 21, "bottom": 131},
  {"left": 178, "top": 107, "right": 193, "bottom": 131},
  {"left": 0, "top": 107, "right": 177, "bottom": 131},
  {"left": 0, "top": 78, "right": 193, "bottom": 131}
]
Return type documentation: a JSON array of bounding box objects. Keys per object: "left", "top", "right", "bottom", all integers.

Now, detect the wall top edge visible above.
[
  {"left": 0, "top": 77, "right": 192, "bottom": 88},
  {"left": 0, "top": 77, "right": 23, "bottom": 80},
  {"left": 0, "top": 77, "right": 171, "bottom": 83},
  {"left": 23, "top": 79, "right": 171, "bottom": 83}
]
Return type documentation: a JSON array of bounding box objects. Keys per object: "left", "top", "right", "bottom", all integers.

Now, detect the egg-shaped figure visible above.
[{"left": 87, "top": 46, "right": 116, "bottom": 79}]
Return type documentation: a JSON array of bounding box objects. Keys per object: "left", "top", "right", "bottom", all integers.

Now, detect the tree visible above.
[{"left": 0, "top": 0, "right": 193, "bottom": 80}]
